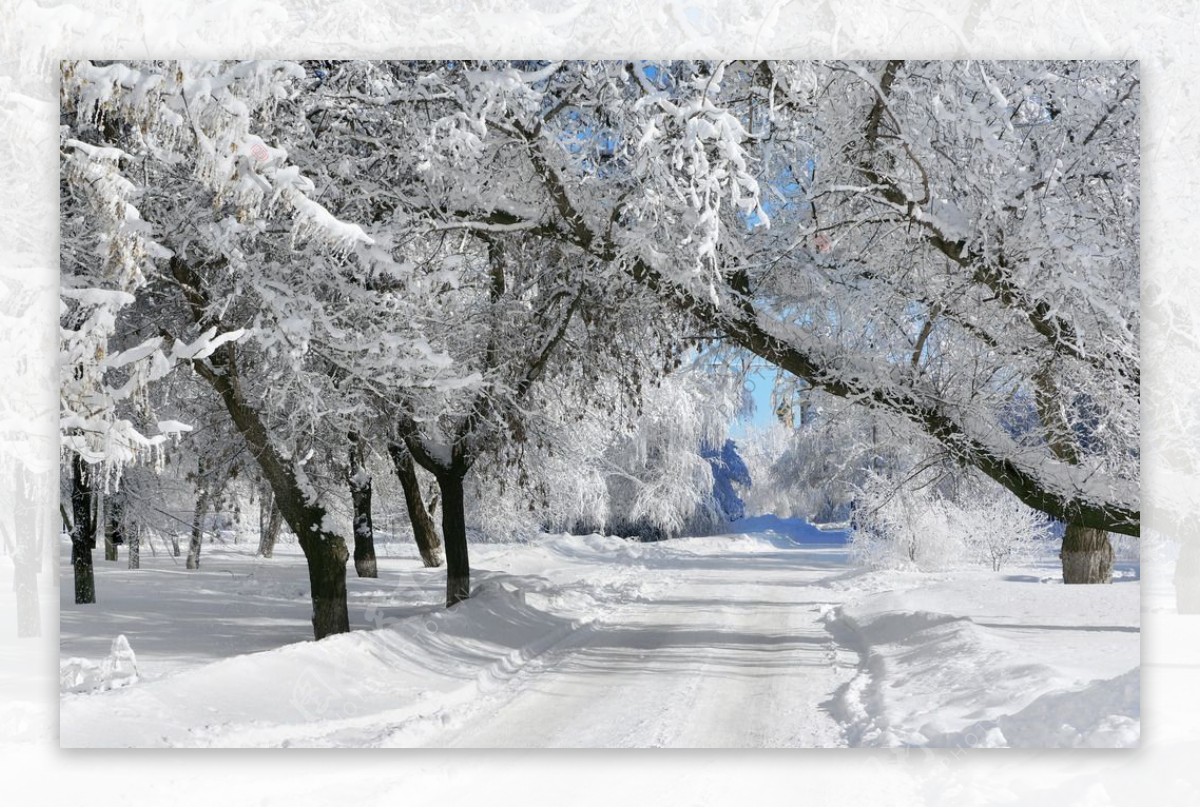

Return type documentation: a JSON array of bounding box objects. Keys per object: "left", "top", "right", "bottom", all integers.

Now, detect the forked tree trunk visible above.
[
  {"left": 388, "top": 442, "right": 444, "bottom": 567},
  {"left": 1061, "top": 524, "right": 1114, "bottom": 584},
  {"left": 69, "top": 455, "right": 95, "bottom": 605},
  {"left": 347, "top": 433, "right": 378, "bottom": 578},
  {"left": 437, "top": 471, "right": 470, "bottom": 607}
]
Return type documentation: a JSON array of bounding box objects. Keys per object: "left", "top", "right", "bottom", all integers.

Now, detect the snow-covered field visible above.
[{"left": 59, "top": 525, "right": 1139, "bottom": 748}]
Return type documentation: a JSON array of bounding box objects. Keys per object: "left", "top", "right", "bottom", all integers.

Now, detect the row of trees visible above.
[{"left": 60, "top": 60, "right": 1139, "bottom": 639}]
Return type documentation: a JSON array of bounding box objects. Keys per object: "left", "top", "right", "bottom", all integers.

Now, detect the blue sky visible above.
[{"left": 730, "top": 364, "right": 779, "bottom": 439}]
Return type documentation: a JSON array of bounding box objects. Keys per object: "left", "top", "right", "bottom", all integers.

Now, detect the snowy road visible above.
[
  {"left": 59, "top": 530, "right": 1139, "bottom": 748},
  {"left": 423, "top": 540, "right": 854, "bottom": 748}
]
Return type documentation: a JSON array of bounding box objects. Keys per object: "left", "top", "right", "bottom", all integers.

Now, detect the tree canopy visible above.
[{"left": 59, "top": 59, "right": 1140, "bottom": 633}]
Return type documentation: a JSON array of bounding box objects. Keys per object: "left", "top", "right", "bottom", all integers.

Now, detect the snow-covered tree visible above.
[
  {"left": 596, "top": 363, "right": 746, "bottom": 539},
  {"left": 59, "top": 60, "right": 440, "bottom": 636},
  {"left": 383, "top": 60, "right": 1137, "bottom": 583},
  {"left": 741, "top": 386, "right": 917, "bottom": 524},
  {"left": 61, "top": 59, "right": 1140, "bottom": 648}
]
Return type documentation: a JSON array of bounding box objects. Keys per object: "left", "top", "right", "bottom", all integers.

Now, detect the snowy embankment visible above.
[
  {"left": 822, "top": 569, "right": 1140, "bottom": 748},
  {"left": 59, "top": 528, "right": 1139, "bottom": 748}
]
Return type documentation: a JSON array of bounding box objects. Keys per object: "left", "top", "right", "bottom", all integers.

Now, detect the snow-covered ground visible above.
[{"left": 59, "top": 525, "right": 1139, "bottom": 748}]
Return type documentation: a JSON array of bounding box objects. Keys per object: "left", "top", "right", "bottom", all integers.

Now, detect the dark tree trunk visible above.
[
  {"left": 1061, "top": 524, "right": 1114, "bottom": 584},
  {"left": 186, "top": 486, "right": 208, "bottom": 570},
  {"left": 170, "top": 256, "right": 350, "bottom": 639},
  {"left": 307, "top": 543, "right": 350, "bottom": 639},
  {"left": 347, "top": 433, "right": 378, "bottom": 578},
  {"left": 69, "top": 455, "right": 95, "bottom": 605},
  {"left": 105, "top": 492, "right": 125, "bottom": 563},
  {"left": 101, "top": 490, "right": 117, "bottom": 562},
  {"left": 211, "top": 405, "right": 350, "bottom": 637},
  {"left": 389, "top": 442, "right": 443, "bottom": 568},
  {"left": 202, "top": 364, "right": 350, "bottom": 636},
  {"left": 437, "top": 471, "right": 470, "bottom": 607}
]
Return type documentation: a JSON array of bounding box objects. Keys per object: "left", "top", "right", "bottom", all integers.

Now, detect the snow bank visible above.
[
  {"left": 59, "top": 538, "right": 673, "bottom": 748},
  {"left": 929, "top": 668, "right": 1140, "bottom": 748},
  {"left": 61, "top": 580, "right": 592, "bottom": 747},
  {"left": 825, "top": 570, "right": 1140, "bottom": 748}
]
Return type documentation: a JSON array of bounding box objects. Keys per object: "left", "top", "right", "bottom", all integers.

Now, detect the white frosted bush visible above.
[{"left": 851, "top": 471, "right": 1052, "bottom": 572}]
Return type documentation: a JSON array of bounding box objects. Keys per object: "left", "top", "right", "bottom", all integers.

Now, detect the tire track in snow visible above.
[{"left": 422, "top": 541, "right": 856, "bottom": 748}]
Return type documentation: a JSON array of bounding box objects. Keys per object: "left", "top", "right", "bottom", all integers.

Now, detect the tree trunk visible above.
[
  {"left": 258, "top": 496, "right": 282, "bottom": 558},
  {"left": 171, "top": 256, "right": 350, "bottom": 639},
  {"left": 11, "top": 468, "right": 42, "bottom": 637},
  {"left": 105, "top": 492, "right": 125, "bottom": 563},
  {"left": 69, "top": 455, "right": 95, "bottom": 605},
  {"left": 1034, "top": 368, "right": 1116, "bottom": 583},
  {"left": 14, "top": 559, "right": 39, "bottom": 636},
  {"left": 348, "top": 433, "right": 378, "bottom": 578},
  {"left": 205, "top": 375, "right": 350, "bottom": 636},
  {"left": 186, "top": 487, "right": 208, "bottom": 570},
  {"left": 127, "top": 524, "right": 140, "bottom": 570},
  {"left": 437, "top": 471, "right": 470, "bottom": 607},
  {"left": 308, "top": 543, "right": 351, "bottom": 639},
  {"left": 1057, "top": 521, "right": 1114, "bottom": 584},
  {"left": 389, "top": 442, "right": 444, "bottom": 567},
  {"left": 100, "top": 490, "right": 117, "bottom": 562},
  {"left": 1061, "top": 524, "right": 1114, "bottom": 584}
]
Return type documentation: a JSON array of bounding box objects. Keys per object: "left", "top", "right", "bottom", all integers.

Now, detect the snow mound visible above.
[{"left": 61, "top": 635, "right": 139, "bottom": 694}]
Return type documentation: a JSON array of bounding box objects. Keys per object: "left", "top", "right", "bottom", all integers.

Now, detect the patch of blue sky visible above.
[{"left": 730, "top": 363, "right": 780, "bottom": 439}]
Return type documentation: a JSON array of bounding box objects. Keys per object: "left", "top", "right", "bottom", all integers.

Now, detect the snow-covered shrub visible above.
[
  {"left": 849, "top": 474, "right": 965, "bottom": 571},
  {"left": 60, "top": 634, "right": 138, "bottom": 693},
  {"left": 952, "top": 478, "right": 1053, "bottom": 571},
  {"left": 850, "top": 470, "right": 1053, "bottom": 572}
]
